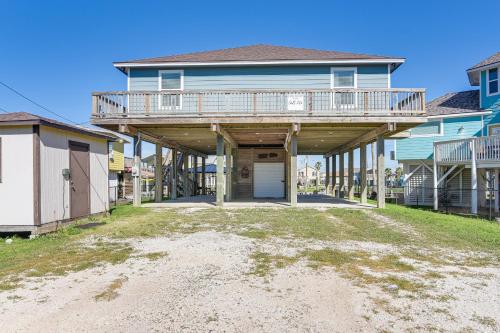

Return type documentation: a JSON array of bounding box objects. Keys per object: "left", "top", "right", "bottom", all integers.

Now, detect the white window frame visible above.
[
  {"left": 158, "top": 69, "right": 184, "bottom": 110},
  {"left": 330, "top": 67, "right": 358, "bottom": 109},
  {"left": 487, "top": 67, "right": 499, "bottom": 97},
  {"left": 409, "top": 119, "right": 444, "bottom": 138}
]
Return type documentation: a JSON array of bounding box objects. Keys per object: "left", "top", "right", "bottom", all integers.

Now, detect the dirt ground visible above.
[{"left": 1, "top": 227, "right": 499, "bottom": 333}]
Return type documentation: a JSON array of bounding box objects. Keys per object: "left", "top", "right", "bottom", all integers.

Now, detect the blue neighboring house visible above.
[{"left": 396, "top": 52, "right": 500, "bottom": 213}]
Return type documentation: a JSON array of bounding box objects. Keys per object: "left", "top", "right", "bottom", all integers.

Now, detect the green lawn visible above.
[{"left": 1, "top": 203, "right": 499, "bottom": 291}]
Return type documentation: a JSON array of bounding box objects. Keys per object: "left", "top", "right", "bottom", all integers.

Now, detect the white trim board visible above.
[
  {"left": 114, "top": 58, "right": 406, "bottom": 69},
  {"left": 426, "top": 111, "right": 492, "bottom": 119}
]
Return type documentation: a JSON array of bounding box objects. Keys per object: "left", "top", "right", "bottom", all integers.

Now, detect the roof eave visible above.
[
  {"left": 113, "top": 58, "right": 406, "bottom": 73},
  {"left": 466, "top": 61, "right": 500, "bottom": 86}
]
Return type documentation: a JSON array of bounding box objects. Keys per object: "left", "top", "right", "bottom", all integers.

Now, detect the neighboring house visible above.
[
  {"left": 298, "top": 165, "right": 319, "bottom": 186},
  {"left": 91, "top": 128, "right": 131, "bottom": 201},
  {"left": 396, "top": 52, "right": 500, "bottom": 213},
  {"left": 0, "top": 112, "right": 112, "bottom": 234},
  {"left": 91, "top": 44, "right": 426, "bottom": 207}
]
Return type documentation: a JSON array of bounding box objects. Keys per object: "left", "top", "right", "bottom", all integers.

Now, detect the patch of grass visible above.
[
  {"left": 471, "top": 313, "right": 497, "bottom": 329},
  {"left": 141, "top": 251, "right": 168, "bottom": 261},
  {"left": 248, "top": 251, "right": 300, "bottom": 277},
  {"left": 377, "top": 204, "right": 500, "bottom": 261},
  {"left": 94, "top": 276, "right": 128, "bottom": 302},
  {"left": 0, "top": 224, "right": 133, "bottom": 291}
]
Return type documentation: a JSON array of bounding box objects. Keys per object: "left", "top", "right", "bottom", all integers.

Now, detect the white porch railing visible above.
[
  {"left": 91, "top": 88, "right": 426, "bottom": 118},
  {"left": 435, "top": 136, "right": 500, "bottom": 164}
]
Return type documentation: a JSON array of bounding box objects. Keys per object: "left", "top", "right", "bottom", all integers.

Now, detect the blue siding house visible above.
[
  {"left": 396, "top": 52, "right": 500, "bottom": 213},
  {"left": 92, "top": 44, "right": 426, "bottom": 208}
]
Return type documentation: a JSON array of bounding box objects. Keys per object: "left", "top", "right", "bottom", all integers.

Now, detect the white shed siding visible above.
[
  {"left": 0, "top": 126, "right": 34, "bottom": 225},
  {"left": 39, "top": 126, "right": 109, "bottom": 224}
]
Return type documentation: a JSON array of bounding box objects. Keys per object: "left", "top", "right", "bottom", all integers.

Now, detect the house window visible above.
[
  {"left": 488, "top": 68, "right": 499, "bottom": 96},
  {"left": 410, "top": 120, "right": 443, "bottom": 137},
  {"left": 108, "top": 142, "right": 114, "bottom": 161},
  {"left": 331, "top": 67, "right": 357, "bottom": 108},
  {"left": 159, "top": 70, "right": 183, "bottom": 109}
]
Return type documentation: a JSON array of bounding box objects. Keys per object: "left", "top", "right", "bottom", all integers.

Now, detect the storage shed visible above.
[{"left": 0, "top": 112, "right": 112, "bottom": 234}]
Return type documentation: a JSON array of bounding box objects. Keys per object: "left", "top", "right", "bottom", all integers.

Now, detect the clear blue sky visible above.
[{"left": 1, "top": 0, "right": 499, "bottom": 170}]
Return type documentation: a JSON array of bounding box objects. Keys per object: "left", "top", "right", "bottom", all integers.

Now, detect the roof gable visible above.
[{"left": 467, "top": 52, "right": 500, "bottom": 86}]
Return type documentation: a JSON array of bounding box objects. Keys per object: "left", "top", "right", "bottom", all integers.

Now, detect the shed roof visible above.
[
  {"left": 114, "top": 44, "right": 405, "bottom": 71},
  {"left": 0, "top": 112, "right": 113, "bottom": 140},
  {"left": 425, "top": 90, "right": 481, "bottom": 116}
]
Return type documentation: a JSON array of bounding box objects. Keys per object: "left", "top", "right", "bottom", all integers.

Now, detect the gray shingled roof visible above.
[
  {"left": 468, "top": 52, "right": 500, "bottom": 71},
  {"left": 116, "top": 44, "right": 402, "bottom": 64},
  {"left": 0, "top": 112, "right": 113, "bottom": 139},
  {"left": 426, "top": 90, "right": 481, "bottom": 116}
]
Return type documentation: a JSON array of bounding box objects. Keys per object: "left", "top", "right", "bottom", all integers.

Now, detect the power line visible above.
[
  {"left": 0, "top": 105, "right": 10, "bottom": 114},
  {"left": 0, "top": 80, "right": 78, "bottom": 124}
]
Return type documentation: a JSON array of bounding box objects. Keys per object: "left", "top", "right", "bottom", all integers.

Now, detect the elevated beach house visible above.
[
  {"left": 91, "top": 45, "right": 426, "bottom": 207},
  {"left": 0, "top": 112, "right": 113, "bottom": 233},
  {"left": 396, "top": 52, "right": 500, "bottom": 213}
]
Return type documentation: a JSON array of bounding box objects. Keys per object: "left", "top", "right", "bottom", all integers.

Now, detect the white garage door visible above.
[{"left": 254, "top": 163, "right": 285, "bottom": 198}]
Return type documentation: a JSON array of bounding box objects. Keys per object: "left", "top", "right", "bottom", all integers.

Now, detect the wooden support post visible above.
[
  {"left": 290, "top": 134, "right": 298, "bottom": 207},
  {"left": 183, "top": 153, "right": 189, "bottom": 197},
  {"left": 154, "top": 144, "right": 163, "bottom": 203},
  {"left": 325, "top": 156, "right": 330, "bottom": 195},
  {"left": 225, "top": 143, "right": 232, "bottom": 201},
  {"left": 193, "top": 155, "right": 198, "bottom": 195},
  {"left": 360, "top": 143, "right": 367, "bottom": 204},
  {"left": 286, "top": 148, "right": 291, "bottom": 201},
  {"left": 471, "top": 141, "right": 478, "bottom": 214},
  {"left": 339, "top": 153, "right": 345, "bottom": 198},
  {"left": 377, "top": 135, "right": 385, "bottom": 208},
  {"left": 132, "top": 135, "right": 142, "bottom": 207},
  {"left": 216, "top": 134, "right": 225, "bottom": 207},
  {"left": 332, "top": 155, "right": 337, "bottom": 197},
  {"left": 171, "top": 149, "right": 177, "bottom": 200},
  {"left": 201, "top": 157, "right": 206, "bottom": 195},
  {"left": 495, "top": 169, "right": 499, "bottom": 213},
  {"left": 348, "top": 149, "right": 354, "bottom": 200},
  {"left": 433, "top": 145, "right": 438, "bottom": 210}
]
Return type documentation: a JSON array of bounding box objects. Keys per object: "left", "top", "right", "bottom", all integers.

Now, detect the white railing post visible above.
[
  {"left": 433, "top": 144, "right": 439, "bottom": 210},
  {"left": 471, "top": 140, "right": 478, "bottom": 214}
]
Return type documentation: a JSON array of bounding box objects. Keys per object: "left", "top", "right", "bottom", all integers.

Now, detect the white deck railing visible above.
[
  {"left": 435, "top": 136, "right": 500, "bottom": 164},
  {"left": 91, "top": 88, "right": 426, "bottom": 118}
]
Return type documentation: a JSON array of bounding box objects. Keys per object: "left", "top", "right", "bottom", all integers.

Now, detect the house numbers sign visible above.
[{"left": 287, "top": 94, "right": 304, "bottom": 111}]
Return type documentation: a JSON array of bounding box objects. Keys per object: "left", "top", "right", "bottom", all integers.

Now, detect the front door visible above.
[
  {"left": 254, "top": 162, "right": 285, "bottom": 198},
  {"left": 69, "top": 141, "right": 90, "bottom": 218}
]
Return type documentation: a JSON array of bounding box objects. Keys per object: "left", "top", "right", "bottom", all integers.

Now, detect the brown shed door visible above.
[{"left": 69, "top": 141, "right": 90, "bottom": 219}]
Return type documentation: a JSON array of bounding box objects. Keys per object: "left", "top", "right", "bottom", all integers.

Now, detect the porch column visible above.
[
  {"left": 171, "top": 149, "right": 177, "bottom": 200},
  {"left": 290, "top": 134, "right": 298, "bottom": 207},
  {"left": 286, "top": 148, "right": 291, "bottom": 201},
  {"left": 201, "top": 157, "right": 206, "bottom": 195},
  {"left": 132, "top": 135, "right": 142, "bottom": 207},
  {"left": 332, "top": 155, "right": 337, "bottom": 197},
  {"left": 154, "top": 144, "right": 163, "bottom": 203},
  {"left": 183, "top": 152, "right": 189, "bottom": 197},
  {"left": 495, "top": 169, "right": 499, "bottom": 213},
  {"left": 225, "top": 143, "right": 232, "bottom": 201},
  {"left": 339, "top": 152, "right": 345, "bottom": 198},
  {"left": 360, "top": 142, "right": 367, "bottom": 204},
  {"left": 193, "top": 155, "right": 198, "bottom": 195},
  {"left": 376, "top": 135, "right": 385, "bottom": 208},
  {"left": 433, "top": 145, "right": 439, "bottom": 210},
  {"left": 325, "top": 156, "right": 330, "bottom": 195},
  {"left": 216, "top": 134, "right": 225, "bottom": 207},
  {"left": 348, "top": 149, "right": 354, "bottom": 200},
  {"left": 471, "top": 141, "right": 478, "bottom": 214}
]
